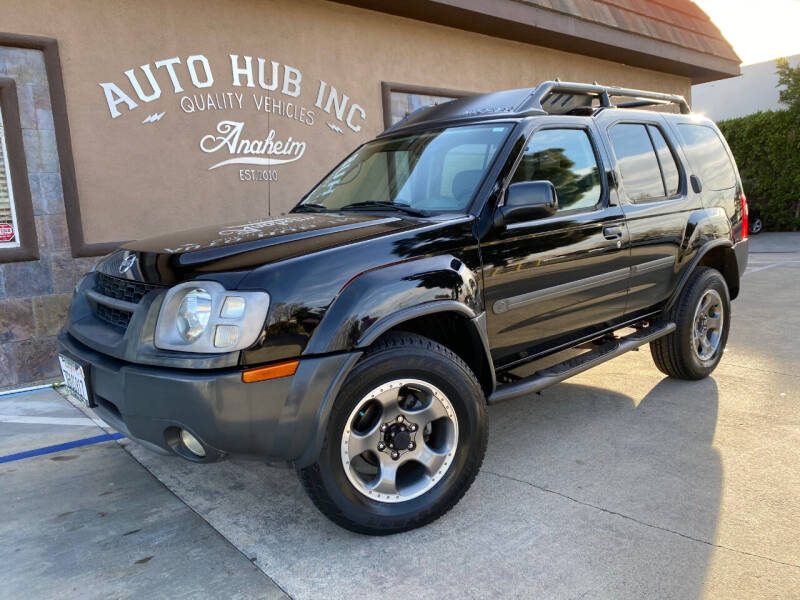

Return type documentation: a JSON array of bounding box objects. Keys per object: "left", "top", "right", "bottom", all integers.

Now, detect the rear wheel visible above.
[
  {"left": 298, "top": 332, "right": 487, "bottom": 535},
  {"left": 650, "top": 267, "right": 730, "bottom": 380}
]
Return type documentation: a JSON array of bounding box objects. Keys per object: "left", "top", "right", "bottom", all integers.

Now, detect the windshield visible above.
[{"left": 295, "top": 123, "right": 512, "bottom": 214}]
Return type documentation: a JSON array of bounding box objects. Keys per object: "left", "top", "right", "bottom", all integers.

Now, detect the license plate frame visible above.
[{"left": 58, "top": 353, "right": 94, "bottom": 407}]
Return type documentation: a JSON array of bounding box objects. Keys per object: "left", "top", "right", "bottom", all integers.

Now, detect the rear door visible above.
[
  {"left": 482, "top": 119, "right": 630, "bottom": 368},
  {"left": 599, "top": 114, "right": 700, "bottom": 315}
]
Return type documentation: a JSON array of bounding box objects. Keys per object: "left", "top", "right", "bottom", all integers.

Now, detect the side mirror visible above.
[{"left": 496, "top": 180, "right": 558, "bottom": 227}]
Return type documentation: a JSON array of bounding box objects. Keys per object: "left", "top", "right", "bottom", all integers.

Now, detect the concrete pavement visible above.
[
  {"left": 0, "top": 390, "right": 287, "bottom": 600},
  {"left": 1, "top": 232, "right": 799, "bottom": 598}
]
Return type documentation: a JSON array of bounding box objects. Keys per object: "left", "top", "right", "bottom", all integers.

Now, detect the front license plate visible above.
[{"left": 58, "top": 354, "right": 93, "bottom": 407}]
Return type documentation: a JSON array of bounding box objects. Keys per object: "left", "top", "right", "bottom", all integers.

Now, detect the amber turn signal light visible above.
[{"left": 241, "top": 360, "right": 299, "bottom": 383}]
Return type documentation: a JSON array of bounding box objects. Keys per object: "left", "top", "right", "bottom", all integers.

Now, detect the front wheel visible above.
[
  {"left": 749, "top": 217, "right": 763, "bottom": 235},
  {"left": 298, "top": 332, "right": 487, "bottom": 535},
  {"left": 650, "top": 267, "right": 731, "bottom": 380}
]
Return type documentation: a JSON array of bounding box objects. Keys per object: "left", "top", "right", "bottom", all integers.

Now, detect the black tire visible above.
[
  {"left": 298, "top": 332, "right": 488, "bottom": 535},
  {"left": 749, "top": 217, "right": 763, "bottom": 235},
  {"left": 650, "top": 267, "right": 731, "bottom": 380}
]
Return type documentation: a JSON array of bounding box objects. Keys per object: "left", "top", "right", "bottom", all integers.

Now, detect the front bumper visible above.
[{"left": 58, "top": 331, "right": 360, "bottom": 465}]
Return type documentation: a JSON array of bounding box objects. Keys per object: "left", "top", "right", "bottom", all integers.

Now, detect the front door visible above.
[{"left": 482, "top": 122, "right": 630, "bottom": 368}]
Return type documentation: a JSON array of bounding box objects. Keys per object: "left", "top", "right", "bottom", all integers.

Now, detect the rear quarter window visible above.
[
  {"left": 647, "top": 125, "right": 681, "bottom": 196},
  {"left": 677, "top": 124, "right": 737, "bottom": 191},
  {"left": 607, "top": 123, "right": 665, "bottom": 202}
]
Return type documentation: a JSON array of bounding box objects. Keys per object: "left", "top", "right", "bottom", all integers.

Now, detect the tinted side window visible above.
[
  {"left": 608, "top": 123, "right": 664, "bottom": 202},
  {"left": 648, "top": 125, "right": 680, "bottom": 196},
  {"left": 510, "top": 129, "right": 601, "bottom": 213},
  {"left": 677, "top": 124, "right": 736, "bottom": 191}
]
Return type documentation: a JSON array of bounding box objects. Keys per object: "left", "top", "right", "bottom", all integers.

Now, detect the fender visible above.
[
  {"left": 305, "top": 254, "right": 483, "bottom": 354},
  {"left": 679, "top": 207, "right": 732, "bottom": 257},
  {"left": 665, "top": 206, "right": 733, "bottom": 310},
  {"left": 664, "top": 233, "right": 740, "bottom": 311},
  {"left": 358, "top": 300, "right": 477, "bottom": 346},
  {"left": 296, "top": 254, "right": 492, "bottom": 467},
  {"left": 293, "top": 307, "right": 496, "bottom": 468}
]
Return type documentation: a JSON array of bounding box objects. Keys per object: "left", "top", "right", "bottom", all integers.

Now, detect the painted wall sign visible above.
[{"left": 98, "top": 53, "right": 366, "bottom": 179}]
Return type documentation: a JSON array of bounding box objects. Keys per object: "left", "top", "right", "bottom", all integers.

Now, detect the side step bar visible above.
[{"left": 487, "top": 321, "right": 676, "bottom": 404}]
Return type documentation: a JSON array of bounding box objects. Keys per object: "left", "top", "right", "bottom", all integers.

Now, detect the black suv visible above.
[{"left": 58, "top": 81, "right": 749, "bottom": 535}]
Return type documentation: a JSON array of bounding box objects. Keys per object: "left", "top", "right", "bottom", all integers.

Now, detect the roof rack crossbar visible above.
[
  {"left": 522, "top": 81, "right": 691, "bottom": 114},
  {"left": 615, "top": 99, "right": 672, "bottom": 110}
]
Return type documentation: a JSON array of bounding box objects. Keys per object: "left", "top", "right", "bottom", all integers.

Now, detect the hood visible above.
[{"left": 114, "top": 212, "right": 426, "bottom": 285}]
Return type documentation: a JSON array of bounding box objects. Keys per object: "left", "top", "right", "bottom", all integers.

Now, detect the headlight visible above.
[
  {"left": 154, "top": 281, "right": 269, "bottom": 353},
  {"left": 176, "top": 288, "right": 212, "bottom": 341}
]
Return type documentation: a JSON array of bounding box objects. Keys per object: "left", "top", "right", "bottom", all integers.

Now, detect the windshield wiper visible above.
[
  {"left": 338, "top": 201, "right": 428, "bottom": 217},
  {"left": 293, "top": 203, "right": 328, "bottom": 213}
]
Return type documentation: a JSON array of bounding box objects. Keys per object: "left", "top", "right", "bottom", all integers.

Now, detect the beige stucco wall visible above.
[{"left": 3, "top": 0, "right": 691, "bottom": 246}]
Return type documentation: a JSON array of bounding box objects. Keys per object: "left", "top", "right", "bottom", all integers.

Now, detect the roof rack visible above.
[
  {"left": 519, "top": 81, "right": 691, "bottom": 115},
  {"left": 379, "top": 80, "right": 693, "bottom": 136}
]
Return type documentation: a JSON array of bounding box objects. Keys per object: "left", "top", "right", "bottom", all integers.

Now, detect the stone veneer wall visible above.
[{"left": 0, "top": 47, "right": 96, "bottom": 390}]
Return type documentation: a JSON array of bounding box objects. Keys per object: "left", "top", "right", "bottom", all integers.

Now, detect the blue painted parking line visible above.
[
  {"left": 0, "top": 385, "right": 58, "bottom": 400},
  {"left": 0, "top": 433, "right": 125, "bottom": 464}
]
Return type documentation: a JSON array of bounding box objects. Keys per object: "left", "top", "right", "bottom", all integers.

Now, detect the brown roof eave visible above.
[{"left": 330, "top": 0, "right": 741, "bottom": 84}]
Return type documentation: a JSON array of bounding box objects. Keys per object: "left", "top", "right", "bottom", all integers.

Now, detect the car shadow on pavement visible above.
[
  {"left": 484, "top": 374, "right": 722, "bottom": 598},
  {"left": 126, "top": 375, "right": 722, "bottom": 599}
]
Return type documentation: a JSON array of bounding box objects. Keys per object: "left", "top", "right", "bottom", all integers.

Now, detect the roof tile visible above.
[{"left": 519, "top": 0, "right": 739, "bottom": 63}]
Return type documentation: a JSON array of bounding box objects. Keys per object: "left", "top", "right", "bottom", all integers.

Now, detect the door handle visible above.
[{"left": 603, "top": 225, "right": 623, "bottom": 240}]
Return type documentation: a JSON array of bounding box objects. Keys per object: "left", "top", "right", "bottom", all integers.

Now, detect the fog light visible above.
[
  {"left": 214, "top": 324, "right": 239, "bottom": 348},
  {"left": 180, "top": 429, "right": 206, "bottom": 457}
]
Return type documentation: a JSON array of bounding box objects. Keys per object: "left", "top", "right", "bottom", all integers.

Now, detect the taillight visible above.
[{"left": 740, "top": 193, "right": 749, "bottom": 241}]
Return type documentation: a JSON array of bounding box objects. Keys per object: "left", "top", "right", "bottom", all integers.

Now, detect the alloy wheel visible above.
[
  {"left": 340, "top": 379, "right": 459, "bottom": 503},
  {"left": 692, "top": 289, "right": 724, "bottom": 361}
]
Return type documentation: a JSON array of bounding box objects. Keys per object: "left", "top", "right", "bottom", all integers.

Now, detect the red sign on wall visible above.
[{"left": 0, "top": 222, "right": 15, "bottom": 242}]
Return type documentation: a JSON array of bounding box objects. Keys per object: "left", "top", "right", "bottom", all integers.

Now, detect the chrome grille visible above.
[
  {"left": 95, "top": 303, "right": 134, "bottom": 329},
  {"left": 92, "top": 273, "right": 164, "bottom": 330},
  {"left": 95, "top": 273, "right": 162, "bottom": 303}
]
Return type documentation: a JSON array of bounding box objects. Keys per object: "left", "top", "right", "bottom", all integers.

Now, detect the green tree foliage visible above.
[
  {"left": 715, "top": 59, "right": 800, "bottom": 231},
  {"left": 776, "top": 57, "right": 800, "bottom": 109}
]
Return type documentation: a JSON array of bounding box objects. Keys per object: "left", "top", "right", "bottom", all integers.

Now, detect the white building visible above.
[{"left": 692, "top": 54, "right": 800, "bottom": 121}]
